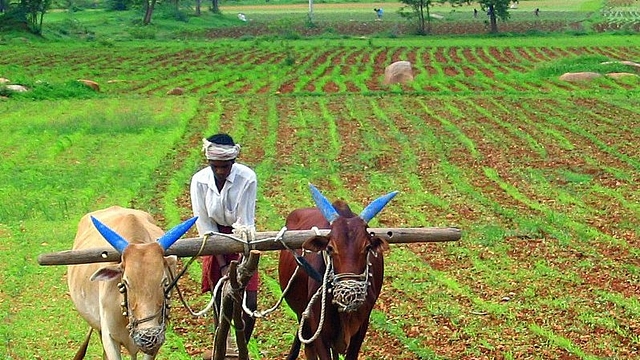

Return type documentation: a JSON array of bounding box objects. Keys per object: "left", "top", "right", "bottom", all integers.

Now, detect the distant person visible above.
[
  {"left": 535, "top": 8, "right": 539, "bottom": 16},
  {"left": 473, "top": 8, "right": 478, "bottom": 18},
  {"left": 374, "top": 8, "right": 383, "bottom": 20}
]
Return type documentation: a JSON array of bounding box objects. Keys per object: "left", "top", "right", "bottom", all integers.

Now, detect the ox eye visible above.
[{"left": 326, "top": 245, "right": 334, "bottom": 254}]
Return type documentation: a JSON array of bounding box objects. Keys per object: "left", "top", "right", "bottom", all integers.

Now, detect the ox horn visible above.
[
  {"left": 91, "top": 216, "right": 129, "bottom": 253},
  {"left": 157, "top": 216, "right": 198, "bottom": 251},
  {"left": 309, "top": 184, "right": 339, "bottom": 223},
  {"left": 359, "top": 191, "right": 399, "bottom": 223}
]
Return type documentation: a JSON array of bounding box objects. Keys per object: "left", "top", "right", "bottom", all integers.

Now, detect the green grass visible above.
[{"left": 1, "top": 3, "right": 639, "bottom": 359}]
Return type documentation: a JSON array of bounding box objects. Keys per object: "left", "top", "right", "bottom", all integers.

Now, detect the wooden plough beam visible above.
[
  {"left": 37, "top": 227, "right": 461, "bottom": 266},
  {"left": 37, "top": 226, "right": 460, "bottom": 360}
]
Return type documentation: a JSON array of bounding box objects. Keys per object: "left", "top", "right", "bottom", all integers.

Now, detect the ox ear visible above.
[
  {"left": 91, "top": 216, "right": 129, "bottom": 254},
  {"left": 370, "top": 236, "right": 390, "bottom": 254},
  {"left": 164, "top": 255, "right": 177, "bottom": 270},
  {"left": 359, "top": 191, "right": 399, "bottom": 223},
  {"left": 302, "top": 235, "right": 330, "bottom": 252},
  {"left": 309, "top": 184, "right": 339, "bottom": 223},
  {"left": 157, "top": 216, "right": 198, "bottom": 251},
  {"left": 90, "top": 265, "right": 123, "bottom": 282}
]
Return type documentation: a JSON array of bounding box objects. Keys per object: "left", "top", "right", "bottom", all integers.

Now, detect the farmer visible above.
[
  {"left": 374, "top": 8, "right": 383, "bottom": 20},
  {"left": 190, "top": 133, "right": 259, "bottom": 359}
]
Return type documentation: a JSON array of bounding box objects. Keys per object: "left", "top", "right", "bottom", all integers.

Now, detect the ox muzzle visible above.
[
  {"left": 118, "top": 274, "right": 172, "bottom": 355},
  {"left": 327, "top": 250, "right": 375, "bottom": 313}
]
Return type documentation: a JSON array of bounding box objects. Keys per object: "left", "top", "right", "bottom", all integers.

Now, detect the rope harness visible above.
[
  {"left": 166, "top": 227, "right": 374, "bottom": 347},
  {"left": 117, "top": 265, "right": 174, "bottom": 355},
  {"left": 297, "top": 247, "right": 375, "bottom": 343}
]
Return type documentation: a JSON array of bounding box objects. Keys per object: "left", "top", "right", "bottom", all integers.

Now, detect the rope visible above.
[{"left": 297, "top": 251, "right": 332, "bottom": 344}]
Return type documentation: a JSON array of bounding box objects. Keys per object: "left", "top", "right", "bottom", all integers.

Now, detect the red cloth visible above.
[{"left": 201, "top": 225, "right": 259, "bottom": 293}]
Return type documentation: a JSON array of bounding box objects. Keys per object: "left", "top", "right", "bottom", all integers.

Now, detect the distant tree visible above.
[
  {"left": 141, "top": 0, "right": 156, "bottom": 24},
  {"left": 399, "top": 0, "right": 433, "bottom": 35},
  {"left": 210, "top": 0, "right": 219, "bottom": 14},
  {"left": 1, "top": 0, "right": 52, "bottom": 34},
  {"left": 448, "top": 0, "right": 511, "bottom": 33}
]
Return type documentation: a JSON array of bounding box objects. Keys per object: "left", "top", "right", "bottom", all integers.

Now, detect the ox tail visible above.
[{"left": 72, "top": 328, "right": 93, "bottom": 360}]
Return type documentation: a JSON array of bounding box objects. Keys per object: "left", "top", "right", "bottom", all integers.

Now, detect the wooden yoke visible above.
[
  {"left": 38, "top": 227, "right": 462, "bottom": 266},
  {"left": 214, "top": 250, "right": 260, "bottom": 360}
]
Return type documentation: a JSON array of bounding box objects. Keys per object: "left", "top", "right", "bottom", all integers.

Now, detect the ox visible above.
[
  {"left": 67, "top": 206, "right": 196, "bottom": 360},
  {"left": 278, "top": 185, "right": 397, "bottom": 360}
]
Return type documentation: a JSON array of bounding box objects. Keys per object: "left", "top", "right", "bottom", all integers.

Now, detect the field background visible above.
[{"left": 1, "top": 0, "right": 639, "bottom": 359}]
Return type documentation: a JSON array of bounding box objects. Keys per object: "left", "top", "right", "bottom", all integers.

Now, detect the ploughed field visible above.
[{"left": 3, "top": 38, "right": 638, "bottom": 359}]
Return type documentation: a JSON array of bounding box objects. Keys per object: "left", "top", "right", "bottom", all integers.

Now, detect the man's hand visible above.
[{"left": 232, "top": 223, "right": 256, "bottom": 242}]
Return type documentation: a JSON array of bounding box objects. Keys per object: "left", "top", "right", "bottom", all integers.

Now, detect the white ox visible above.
[{"left": 67, "top": 206, "right": 196, "bottom": 360}]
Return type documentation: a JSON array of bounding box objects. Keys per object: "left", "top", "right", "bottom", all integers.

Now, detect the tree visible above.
[
  {"left": 399, "top": 0, "right": 433, "bottom": 35},
  {"left": 448, "top": 0, "right": 511, "bottom": 33},
  {"left": 0, "top": 0, "right": 51, "bottom": 34},
  {"left": 141, "top": 0, "right": 156, "bottom": 24}
]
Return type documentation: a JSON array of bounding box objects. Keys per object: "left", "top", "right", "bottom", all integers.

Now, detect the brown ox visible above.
[
  {"left": 67, "top": 206, "right": 196, "bottom": 360},
  {"left": 278, "top": 185, "right": 397, "bottom": 360}
]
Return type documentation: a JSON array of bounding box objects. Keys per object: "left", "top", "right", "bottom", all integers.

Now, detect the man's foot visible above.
[{"left": 202, "top": 349, "right": 213, "bottom": 360}]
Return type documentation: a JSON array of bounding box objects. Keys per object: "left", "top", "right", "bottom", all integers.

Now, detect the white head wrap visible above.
[{"left": 202, "top": 138, "right": 241, "bottom": 160}]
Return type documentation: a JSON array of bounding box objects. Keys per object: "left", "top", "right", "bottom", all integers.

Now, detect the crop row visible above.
[{"left": 2, "top": 42, "right": 639, "bottom": 99}]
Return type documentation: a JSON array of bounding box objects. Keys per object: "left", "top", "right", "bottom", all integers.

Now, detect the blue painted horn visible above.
[
  {"left": 359, "top": 191, "right": 398, "bottom": 223},
  {"left": 309, "top": 184, "right": 339, "bottom": 223},
  {"left": 91, "top": 215, "right": 198, "bottom": 253},
  {"left": 91, "top": 216, "right": 129, "bottom": 253},
  {"left": 157, "top": 216, "right": 198, "bottom": 250}
]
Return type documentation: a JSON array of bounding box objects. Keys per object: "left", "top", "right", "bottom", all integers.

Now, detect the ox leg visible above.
[
  {"left": 101, "top": 331, "right": 122, "bottom": 360},
  {"left": 285, "top": 336, "right": 301, "bottom": 360},
  {"left": 303, "top": 343, "right": 318, "bottom": 360},
  {"left": 344, "top": 320, "right": 369, "bottom": 360}
]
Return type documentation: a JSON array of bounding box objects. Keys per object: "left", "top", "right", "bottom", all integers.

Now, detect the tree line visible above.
[{"left": 0, "top": 0, "right": 515, "bottom": 36}]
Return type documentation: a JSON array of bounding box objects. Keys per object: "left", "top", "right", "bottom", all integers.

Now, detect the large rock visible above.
[
  {"left": 559, "top": 72, "right": 602, "bottom": 82},
  {"left": 5, "top": 84, "right": 29, "bottom": 92},
  {"left": 166, "top": 87, "right": 185, "bottom": 95},
  {"left": 78, "top": 79, "right": 100, "bottom": 92},
  {"left": 383, "top": 61, "right": 413, "bottom": 85},
  {"left": 0, "top": 78, "right": 10, "bottom": 84},
  {"left": 606, "top": 72, "right": 639, "bottom": 79},
  {"left": 601, "top": 60, "right": 640, "bottom": 70}
]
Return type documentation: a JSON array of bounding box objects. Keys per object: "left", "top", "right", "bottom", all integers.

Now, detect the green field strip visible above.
[
  {"left": 273, "top": 51, "right": 319, "bottom": 93},
  {"left": 404, "top": 98, "right": 525, "bottom": 224},
  {"left": 483, "top": 167, "right": 631, "bottom": 250},
  {"left": 416, "top": 98, "right": 481, "bottom": 160},
  {"left": 466, "top": 98, "right": 549, "bottom": 159},
  {"left": 512, "top": 100, "right": 579, "bottom": 151},
  {"left": 536, "top": 101, "right": 640, "bottom": 171},
  {"left": 397, "top": 103, "right": 501, "bottom": 223},
  {"left": 369, "top": 311, "right": 444, "bottom": 360},
  {"left": 307, "top": 49, "right": 348, "bottom": 93},
  {"left": 529, "top": 324, "right": 601, "bottom": 360},
  {"left": 378, "top": 102, "right": 456, "bottom": 224},
  {"left": 383, "top": 247, "right": 575, "bottom": 359},
  {"left": 293, "top": 49, "right": 339, "bottom": 93},
  {"left": 476, "top": 47, "right": 514, "bottom": 76}
]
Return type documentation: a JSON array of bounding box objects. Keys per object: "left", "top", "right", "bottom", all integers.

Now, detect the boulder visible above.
[
  {"left": 383, "top": 61, "right": 414, "bottom": 85},
  {"left": 606, "top": 72, "right": 639, "bottom": 79},
  {"left": 166, "top": 87, "right": 185, "bottom": 95},
  {"left": 5, "top": 84, "right": 28, "bottom": 92},
  {"left": 78, "top": 79, "right": 100, "bottom": 92},
  {"left": 0, "top": 78, "right": 10, "bottom": 84},
  {"left": 559, "top": 72, "right": 602, "bottom": 82},
  {"left": 600, "top": 60, "right": 640, "bottom": 70}
]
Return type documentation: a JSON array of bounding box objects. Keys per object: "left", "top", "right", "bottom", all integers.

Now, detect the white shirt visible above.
[{"left": 190, "top": 163, "right": 257, "bottom": 236}]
